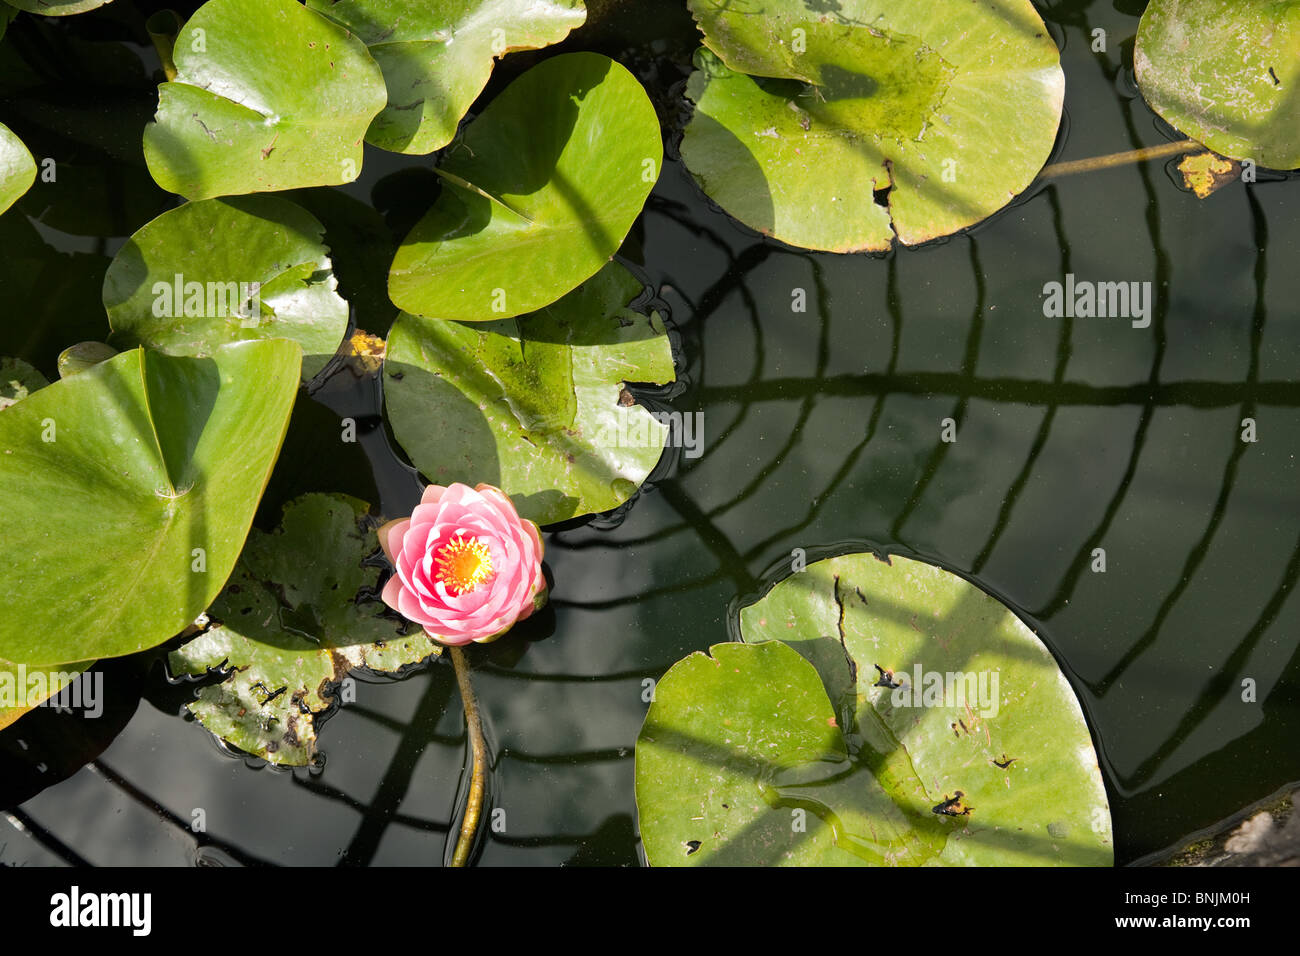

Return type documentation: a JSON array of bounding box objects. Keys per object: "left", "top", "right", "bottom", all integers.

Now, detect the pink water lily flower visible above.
[{"left": 377, "top": 483, "right": 546, "bottom": 646}]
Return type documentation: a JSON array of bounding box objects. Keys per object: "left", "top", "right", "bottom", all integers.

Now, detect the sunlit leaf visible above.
[
  {"left": 680, "top": 0, "right": 1064, "bottom": 251},
  {"left": 636, "top": 552, "right": 1112, "bottom": 866},
  {"left": 142, "top": 0, "right": 387, "bottom": 199},
  {"left": 307, "top": 0, "right": 586, "bottom": 155},
  {"left": 103, "top": 195, "right": 349, "bottom": 381},
  {"left": 1136, "top": 0, "right": 1300, "bottom": 169},
  {"left": 385, "top": 262, "right": 675, "bottom": 525},
  {"left": 389, "top": 51, "right": 662, "bottom": 321},
  {"left": 0, "top": 121, "right": 35, "bottom": 215},
  {"left": 0, "top": 341, "right": 301, "bottom": 666},
  {"left": 0, "top": 658, "right": 92, "bottom": 732}
]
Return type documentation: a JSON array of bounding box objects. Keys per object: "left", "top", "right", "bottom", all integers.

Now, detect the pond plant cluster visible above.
[{"left": 0, "top": 0, "right": 1296, "bottom": 867}]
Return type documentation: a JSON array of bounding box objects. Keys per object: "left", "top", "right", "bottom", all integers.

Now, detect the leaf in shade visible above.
[
  {"left": 286, "top": 187, "right": 400, "bottom": 337},
  {"left": 2, "top": 0, "right": 112, "bottom": 16},
  {"left": 169, "top": 494, "right": 441, "bottom": 766},
  {"left": 0, "top": 356, "right": 47, "bottom": 409},
  {"left": 0, "top": 16, "right": 173, "bottom": 237},
  {"left": 57, "top": 342, "right": 118, "bottom": 379}
]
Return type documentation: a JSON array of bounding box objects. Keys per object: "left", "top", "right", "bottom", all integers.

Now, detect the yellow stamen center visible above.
[{"left": 434, "top": 535, "right": 494, "bottom": 595}]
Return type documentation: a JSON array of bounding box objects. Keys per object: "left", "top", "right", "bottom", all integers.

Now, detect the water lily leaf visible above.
[
  {"left": 0, "top": 658, "right": 92, "bottom": 732},
  {"left": 680, "top": 0, "right": 1065, "bottom": 251},
  {"left": 2, "top": 0, "right": 111, "bottom": 16},
  {"left": 1177, "top": 151, "right": 1240, "bottom": 199},
  {"left": 169, "top": 493, "right": 440, "bottom": 766},
  {"left": 103, "top": 196, "right": 350, "bottom": 381},
  {"left": 142, "top": 0, "right": 387, "bottom": 199},
  {"left": 307, "top": 0, "right": 586, "bottom": 155},
  {"left": 57, "top": 342, "right": 118, "bottom": 379},
  {"left": 0, "top": 340, "right": 301, "bottom": 667},
  {"left": 388, "top": 51, "right": 662, "bottom": 321},
  {"left": 1135, "top": 0, "right": 1300, "bottom": 169},
  {"left": 639, "top": 641, "right": 888, "bottom": 866},
  {"left": 0, "top": 356, "right": 47, "bottom": 409},
  {"left": 385, "top": 261, "right": 675, "bottom": 525},
  {"left": 636, "top": 552, "right": 1112, "bottom": 866},
  {"left": 0, "top": 121, "right": 35, "bottom": 215}
]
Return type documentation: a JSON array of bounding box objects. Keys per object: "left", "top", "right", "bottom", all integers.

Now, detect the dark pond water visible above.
[{"left": 1, "top": 0, "right": 1297, "bottom": 866}]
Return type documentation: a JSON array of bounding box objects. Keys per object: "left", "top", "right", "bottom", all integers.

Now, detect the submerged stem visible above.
[
  {"left": 1041, "top": 139, "right": 1200, "bottom": 178},
  {"left": 449, "top": 646, "right": 487, "bottom": 868}
]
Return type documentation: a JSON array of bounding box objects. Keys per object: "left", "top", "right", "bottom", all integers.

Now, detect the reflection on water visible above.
[{"left": 1, "top": 0, "right": 1298, "bottom": 866}]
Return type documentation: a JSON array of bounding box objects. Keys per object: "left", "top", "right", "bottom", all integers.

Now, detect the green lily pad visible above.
[
  {"left": 169, "top": 493, "right": 440, "bottom": 766},
  {"left": 0, "top": 356, "right": 47, "bottom": 409},
  {"left": 636, "top": 552, "right": 1112, "bottom": 866},
  {"left": 2, "top": 0, "right": 111, "bottom": 16},
  {"left": 307, "top": 0, "right": 586, "bottom": 155},
  {"left": 0, "top": 121, "right": 35, "bottom": 215},
  {"left": 680, "top": 0, "right": 1065, "bottom": 251},
  {"left": 142, "top": 0, "right": 387, "bottom": 199},
  {"left": 103, "top": 196, "right": 350, "bottom": 381},
  {"left": 385, "top": 262, "right": 675, "bottom": 525},
  {"left": 0, "top": 340, "right": 301, "bottom": 667},
  {"left": 1135, "top": 0, "right": 1300, "bottom": 169},
  {"left": 389, "top": 51, "right": 662, "bottom": 321},
  {"left": 0, "top": 658, "right": 93, "bottom": 732},
  {"left": 57, "top": 342, "right": 118, "bottom": 379}
]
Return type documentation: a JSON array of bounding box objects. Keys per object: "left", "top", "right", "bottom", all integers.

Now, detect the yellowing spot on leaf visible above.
[
  {"left": 344, "top": 329, "right": 386, "bottom": 376},
  {"left": 1178, "top": 151, "right": 1239, "bottom": 199}
]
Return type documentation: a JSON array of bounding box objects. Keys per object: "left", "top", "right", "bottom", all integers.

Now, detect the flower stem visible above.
[
  {"left": 1040, "top": 139, "right": 1200, "bottom": 178},
  {"left": 145, "top": 10, "right": 182, "bottom": 82},
  {"left": 449, "top": 646, "right": 487, "bottom": 868}
]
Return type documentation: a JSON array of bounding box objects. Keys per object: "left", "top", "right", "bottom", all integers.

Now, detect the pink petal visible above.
[
  {"left": 377, "top": 518, "right": 410, "bottom": 564},
  {"left": 524, "top": 520, "right": 544, "bottom": 564},
  {"left": 397, "top": 585, "right": 440, "bottom": 627},
  {"left": 381, "top": 574, "right": 405, "bottom": 611},
  {"left": 424, "top": 624, "right": 476, "bottom": 647}
]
